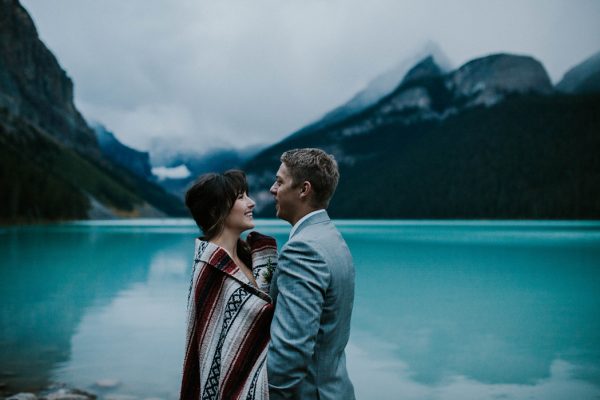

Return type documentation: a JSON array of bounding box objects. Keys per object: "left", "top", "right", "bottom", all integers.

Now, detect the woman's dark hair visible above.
[{"left": 185, "top": 169, "right": 251, "bottom": 267}]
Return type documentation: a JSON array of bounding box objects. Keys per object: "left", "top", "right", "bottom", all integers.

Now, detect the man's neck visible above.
[
  {"left": 289, "top": 209, "right": 326, "bottom": 239},
  {"left": 289, "top": 207, "right": 320, "bottom": 226}
]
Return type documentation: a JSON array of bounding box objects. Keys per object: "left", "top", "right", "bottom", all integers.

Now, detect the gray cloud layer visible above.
[{"left": 21, "top": 0, "right": 600, "bottom": 156}]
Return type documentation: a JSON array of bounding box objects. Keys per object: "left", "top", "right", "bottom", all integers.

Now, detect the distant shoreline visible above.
[{"left": 3, "top": 216, "right": 600, "bottom": 228}]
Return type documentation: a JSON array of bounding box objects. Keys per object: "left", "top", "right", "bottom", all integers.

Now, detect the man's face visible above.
[{"left": 270, "top": 163, "right": 300, "bottom": 224}]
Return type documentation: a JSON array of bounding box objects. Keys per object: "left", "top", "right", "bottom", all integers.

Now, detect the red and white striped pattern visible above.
[{"left": 180, "top": 239, "right": 275, "bottom": 400}]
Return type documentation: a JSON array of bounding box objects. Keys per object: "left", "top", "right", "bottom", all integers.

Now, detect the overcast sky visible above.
[{"left": 21, "top": 0, "right": 600, "bottom": 159}]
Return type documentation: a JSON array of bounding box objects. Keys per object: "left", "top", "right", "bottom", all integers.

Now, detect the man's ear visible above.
[{"left": 299, "top": 181, "right": 312, "bottom": 200}]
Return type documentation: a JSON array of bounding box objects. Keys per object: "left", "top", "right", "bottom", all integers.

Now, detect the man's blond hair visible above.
[{"left": 281, "top": 148, "right": 339, "bottom": 208}]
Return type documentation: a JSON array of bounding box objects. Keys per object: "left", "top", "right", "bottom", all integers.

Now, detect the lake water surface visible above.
[{"left": 1, "top": 220, "right": 599, "bottom": 400}]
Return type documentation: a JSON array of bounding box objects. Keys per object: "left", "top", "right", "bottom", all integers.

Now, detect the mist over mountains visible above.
[
  {"left": 150, "top": 146, "right": 262, "bottom": 199},
  {"left": 242, "top": 52, "right": 600, "bottom": 219},
  {"left": 291, "top": 42, "right": 453, "bottom": 139},
  {"left": 93, "top": 123, "right": 154, "bottom": 181},
  {"left": 1, "top": 0, "right": 599, "bottom": 223}
]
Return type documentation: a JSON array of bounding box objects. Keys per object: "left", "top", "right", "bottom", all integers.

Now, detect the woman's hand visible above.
[{"left": 246, "top": 231, "right": 278, "bottom": 292}]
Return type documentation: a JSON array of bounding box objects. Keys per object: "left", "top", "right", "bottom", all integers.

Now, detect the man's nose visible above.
[{"left": 269, "top": 183, "right": 277, "bottom": 194}]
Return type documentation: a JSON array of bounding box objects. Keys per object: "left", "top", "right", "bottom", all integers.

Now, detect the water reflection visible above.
[
  {"left": 0, "top": 227, "right": 193, "bottom": 394},
  {"left": 343, "top": 225, "right": 600, "bottom": 398},
  {"left": 1, "top": 220, "right": 599, "bottom": 400},
  {"left": 348, "top": 335, "right": 600, "bottom": 400},
  {"left": 55, "top": 246, "right": 190, "bottom": 399}
]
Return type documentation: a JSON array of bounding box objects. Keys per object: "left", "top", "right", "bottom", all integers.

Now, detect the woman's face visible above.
[{"left": 224, "top": 192, "right": 256, "bottom": 233}]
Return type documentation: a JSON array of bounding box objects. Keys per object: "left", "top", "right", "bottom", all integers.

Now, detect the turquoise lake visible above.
[{"left": 1, "top": 220, "right": 600, "bottom": 399}]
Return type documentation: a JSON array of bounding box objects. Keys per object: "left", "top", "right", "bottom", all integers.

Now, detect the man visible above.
[{"left": 268, "top": 148, "right": 355, "bottom": 400}]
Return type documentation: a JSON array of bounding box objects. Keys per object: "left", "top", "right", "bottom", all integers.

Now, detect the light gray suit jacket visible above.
[{"left": 268, "top": 211, "right": 355, "bottom": 400}]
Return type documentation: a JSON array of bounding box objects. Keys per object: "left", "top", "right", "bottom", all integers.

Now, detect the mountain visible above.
[
  {"left": 0, "top": 0, "right": 97, "bottom": 155},
  {"left": 152, "top": 146, "right": 264, "bottom": 199},
  {"left": 556, "top": 50, "right": 600, "bottom": 94},
  {"left": 400, "top": 55, "right": 444, "bottom": 84},
  {"left": 290, "top": 42, "right": 452, "bottom": 139},
  {"left": 93, "top": 123, "right": 154, "bottom": 180},
  {"left": 0, "top": 0, "right": 186, "bottom": 223},
  {"left": 243, "top": 53, "right": 599, "bottom": 219}
]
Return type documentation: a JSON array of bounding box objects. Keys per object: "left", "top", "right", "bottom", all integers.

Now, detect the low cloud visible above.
[{"left": 22, "top": 0, "right": 600, "bottom": 157}]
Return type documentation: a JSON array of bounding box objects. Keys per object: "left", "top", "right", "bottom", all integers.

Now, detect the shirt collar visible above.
[{"left": 289, "top": 209, "right": 326, "bottom": 239}]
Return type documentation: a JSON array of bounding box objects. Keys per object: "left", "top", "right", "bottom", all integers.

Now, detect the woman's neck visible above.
[
  {"left": 210, "top": 228, "right": 240, "bottom": 259},
  {"left": 210, "top": 228, "right": 257, "bottom": 288}
]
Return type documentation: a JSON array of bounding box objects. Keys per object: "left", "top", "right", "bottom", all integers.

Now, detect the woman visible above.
[{"left": 180, "top": 170, "right": 277, "bottom": 400}]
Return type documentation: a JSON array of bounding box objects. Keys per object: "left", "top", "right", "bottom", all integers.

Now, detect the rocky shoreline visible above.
[
  {"left": 1, "top": 381, "right": 165, "bottom": 400},
  {"left": 4, "top": 387, "right": 97, "bottom": 400}
]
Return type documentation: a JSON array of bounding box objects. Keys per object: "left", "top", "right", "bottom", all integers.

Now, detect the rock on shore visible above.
[
  {"left": 5, "top": 387, "right": 96, "bottom": 400},
  {"left": 3, "top": 386, "right": 166, "bottom": 400}
]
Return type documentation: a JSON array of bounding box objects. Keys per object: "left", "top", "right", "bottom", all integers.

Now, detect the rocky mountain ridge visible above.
[
  {"left": 242, "top": 52, "right": 599, "bottom": 219},
  {"left": 0, "top": 0, "right": 98, "bottom": 154},
  {"left": 290, "top": 42, "right": 452, "bottom": 139},
  {"left": 332, "top": 53, "right": 553, "bottom": 138},
  {"left": 0, "top": 0, "right": 186, "bottom": 223},
  {"left": 93, "top": 123, "right": 154, "bottom": 180},
  {"left": 557, "top": 50, "right": 600, "bottom": 94}
]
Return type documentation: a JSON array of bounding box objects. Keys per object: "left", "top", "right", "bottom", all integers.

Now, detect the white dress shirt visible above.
[{"left": 289, "top": 209, "right": 326, "bottom": 239}]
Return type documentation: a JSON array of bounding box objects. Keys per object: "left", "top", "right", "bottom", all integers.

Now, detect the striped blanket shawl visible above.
[{"left": 181, "top": 233, "right": 277, "bottom": 400}]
